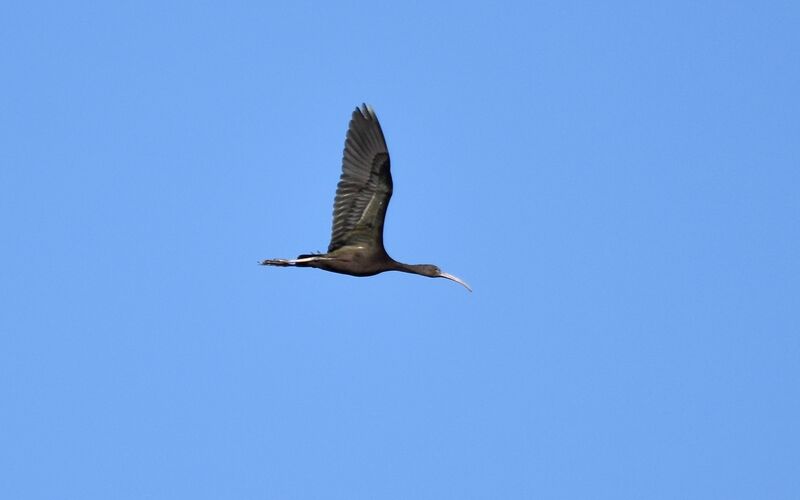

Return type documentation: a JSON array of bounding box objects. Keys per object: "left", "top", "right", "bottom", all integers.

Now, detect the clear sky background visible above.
[{"left": 2, "top": 1, "right": 798, "bottom": 499}]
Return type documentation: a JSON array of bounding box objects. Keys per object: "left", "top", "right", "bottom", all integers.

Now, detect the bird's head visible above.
[{"left": 414, "top": 264, "right": 472, "bottom": 292}]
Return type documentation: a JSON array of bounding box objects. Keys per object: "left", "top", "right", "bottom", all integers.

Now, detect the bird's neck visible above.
[{"left": 392, "top": 261, "right": 427, "bottom": 275}]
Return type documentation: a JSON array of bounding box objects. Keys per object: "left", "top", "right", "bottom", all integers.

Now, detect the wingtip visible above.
[{"left": 357, "top": 103, "right": 376, "bottom": 120}]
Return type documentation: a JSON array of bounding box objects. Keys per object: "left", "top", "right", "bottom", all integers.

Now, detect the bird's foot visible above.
[{"left": 260, "top": 258, "right": 292, "bottom": 266}]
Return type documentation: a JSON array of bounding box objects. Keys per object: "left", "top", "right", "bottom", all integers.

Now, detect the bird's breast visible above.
[{"left": 320, "top": 246, "right": 390, "bottom": 277}]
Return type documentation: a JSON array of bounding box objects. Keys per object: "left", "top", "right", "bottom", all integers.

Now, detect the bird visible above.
[{"left": 261, "top": 104, "right": 471, "bottom": 292}]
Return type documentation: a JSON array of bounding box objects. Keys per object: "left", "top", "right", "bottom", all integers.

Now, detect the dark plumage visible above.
[{"left": 261, "top": 104, "right": 471, "bottom": 292}]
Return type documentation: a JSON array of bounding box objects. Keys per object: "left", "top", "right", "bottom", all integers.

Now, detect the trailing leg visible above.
[{"left": 260, "top": 255, "right": 331, "bottom": 267}]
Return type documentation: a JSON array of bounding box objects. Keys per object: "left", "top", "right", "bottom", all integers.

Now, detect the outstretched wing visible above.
[{"left": 328, "top": 104, "right": 393, "bottom": 253}]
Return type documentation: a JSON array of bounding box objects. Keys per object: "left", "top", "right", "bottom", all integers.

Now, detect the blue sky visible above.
[{"left": 1, "top": 1, "right": 798, "bottom": 498}]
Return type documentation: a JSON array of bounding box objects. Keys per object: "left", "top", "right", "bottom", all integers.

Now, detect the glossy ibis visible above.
[{"left": 261, "top": 104, "right": 471, "bottom": 292}]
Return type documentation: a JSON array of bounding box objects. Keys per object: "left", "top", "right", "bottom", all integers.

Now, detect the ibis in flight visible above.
[{"left": 261, "top": 104, "right": 471, "bottom": 292}]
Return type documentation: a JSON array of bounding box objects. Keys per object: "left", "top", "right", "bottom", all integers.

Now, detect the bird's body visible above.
[
  {"left": 261, "top": 104, "right": 471, "bottom": 291},
  {"left": 293, "top": 246, "right": 393, "bottom": 277}
]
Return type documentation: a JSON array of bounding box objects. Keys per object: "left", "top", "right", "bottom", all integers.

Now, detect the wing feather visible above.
[{"left": 328, "top": 104, "right": 393, "bottom": 253}]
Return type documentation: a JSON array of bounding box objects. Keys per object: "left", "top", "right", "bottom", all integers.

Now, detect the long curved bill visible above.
[{"left": 439, "top": 272, "right": 472, "bottom": 292}]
